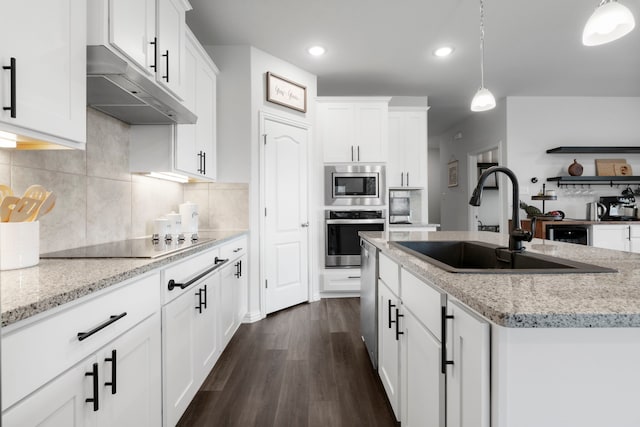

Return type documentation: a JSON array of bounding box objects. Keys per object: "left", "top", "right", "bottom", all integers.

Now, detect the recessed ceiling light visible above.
[
  {"left": 433, "top": 46, "right": 454, "bottom": 57},
  {"left": 307, "top": 46, "right": 326, "bottom": 56}
]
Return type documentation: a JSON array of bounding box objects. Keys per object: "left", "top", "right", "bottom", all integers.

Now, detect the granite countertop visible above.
[
  {"left": 388, "top": 222, "right": 440, "bottom": 228},
  {"left": 0, "top": 230, "right": 248, "bottom": 328},
  {"left": 361, "top": 230, "right": 640, "bottom": 328}
]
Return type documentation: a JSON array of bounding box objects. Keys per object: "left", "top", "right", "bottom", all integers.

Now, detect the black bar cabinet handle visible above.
[
  {"left": 168, "top": 257, "right": 229, "bottom": 290},
  {"left": 3, "top": 57, "right": 16, "bottom": 118},
  {"left": 202, "top": 152, "right": 206, "bottom": 175},
  {"left": 388, "top": 300, "right": 396, "bottom": 329},
  {"left": 357, "top": 145, "right": 360, "bottom": 161},
  {"left": 203, "top": 284, "right": 208, "bottom": 309},
  {"left": 441, "top": 306, "right": 455, "bottom": 374},
  {"left": 104, "top": 349, "right": 117, "bottom": 395},
  {"left": 85, "top": 363, "right": 99, "bottom": 411},
  {"left": 351, "top": 146, "right": 354, "bottom": 161},
  {"left": 395, "top": 308, "right": 404, "bottom": 341},
  {"left": 77, "top": 312, "right": 127, "bottom": 341},
  {"left": 239, "top": 260, "right": 242, "bottom": 277},
  {"left": 401, "top": 172, "right": 404, "bottom": 187},
  {"left": 406, "top": 172, "right": 409, "bottom": 186},
  {"left": 149, "top": 37, "right": 157, "bottom": 70},
  {"left": 162, "top": 50, "right": 169, "bottom": 81},
  {"left": 195, "top": 288, "right": 203, "bottom": 313}
]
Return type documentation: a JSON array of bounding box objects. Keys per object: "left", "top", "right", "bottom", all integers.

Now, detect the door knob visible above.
[{"left": 301, "top": 222, "right": 309, "bottom": 228}]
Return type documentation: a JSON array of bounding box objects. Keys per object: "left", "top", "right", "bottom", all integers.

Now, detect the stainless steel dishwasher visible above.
[{"left": 360, "top": 238, "right": 378, "bottom": 368}]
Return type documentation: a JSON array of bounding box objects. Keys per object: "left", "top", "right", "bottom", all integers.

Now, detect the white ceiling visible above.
[{"left": 186, "top": 0, "right": 640, "bottom": 136}]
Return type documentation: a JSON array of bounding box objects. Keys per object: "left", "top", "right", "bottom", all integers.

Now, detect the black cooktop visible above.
[{"left": 41, "top": 236, "right": 216, "bottom": 259}]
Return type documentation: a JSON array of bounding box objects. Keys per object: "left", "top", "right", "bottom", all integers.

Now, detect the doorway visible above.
[
  {"left": 467, "top": 144, "right": 505, "bottom": 232},
  {"left": 260, "top": 113, "right": 310, "bottom": 314}
]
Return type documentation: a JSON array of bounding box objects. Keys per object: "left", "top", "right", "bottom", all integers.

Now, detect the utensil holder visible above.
[{"left": 0, "top": 221, "right": 39, "bottom": 270}]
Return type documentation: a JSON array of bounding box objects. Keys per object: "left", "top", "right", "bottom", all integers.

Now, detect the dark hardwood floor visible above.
[{"left": 177, "top": 298, "right": 399, "bottom": 427}]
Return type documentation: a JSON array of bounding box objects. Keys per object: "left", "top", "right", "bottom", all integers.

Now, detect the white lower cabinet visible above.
[
  {"left": 3, "top": 356, "right": 96, "bottom": 426},
  {"left": 162, "top": 267, "right": 221, "bottom": 427},
  {"left": 401, "top": 308, "right": 443, "bottom": 427},
  {"left": 322, "top": 268, "right": 361, "bottom": 293},
  {"left": 630, "top": 225, "right": 640, "bottom": 253},
  {"left": 3, "top": 312, "right": 161, "bottom": 427},
  {"left": 220, "top": 261, "right": 239, "bottom": 348},
  {"left": 445, "top": 300, "right": 490, "bottom": 427},
  {"left": 376, "top": 256, "right": 490, "bottom": 427},
  {"left": 378, "top": 280, "right": 401, "bottom": 419},
  {"left": 591, "top": 224, "right": 630, "bottom": 251},
  {"left": 162, "top": 235, "right": 248, "bottom": 425}
]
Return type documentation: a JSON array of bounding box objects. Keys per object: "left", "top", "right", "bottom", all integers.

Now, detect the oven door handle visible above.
[{"left": 326, "top": 219, "right": 386, "bottom": 225}]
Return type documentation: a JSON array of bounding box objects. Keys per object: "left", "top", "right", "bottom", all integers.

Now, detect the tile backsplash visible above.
[{"left": 1, "top": 108, "right": 248, "bottom": 253}]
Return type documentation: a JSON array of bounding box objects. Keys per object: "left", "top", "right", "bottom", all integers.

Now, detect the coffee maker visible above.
[{"left": 599, "top": 196, "right": 637, "bottom": 220}]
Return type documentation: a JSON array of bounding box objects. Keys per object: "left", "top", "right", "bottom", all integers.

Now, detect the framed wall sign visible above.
[
  {"left": 266, "top": 72, "right": 307, "bottom": 113},
  {"left": 448, "top": 160, "right": 459, "bottom": 187},
  {"left": 477, "top": 162, "right": 499, "bottom": 189}
]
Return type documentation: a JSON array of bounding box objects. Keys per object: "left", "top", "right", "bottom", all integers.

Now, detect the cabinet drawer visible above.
[
  {"left": 379, "top": 252, "right": 399, "bottom": 296},
  {"left": 219, "top": 235, "right": 248, "bottom": 261},
  {"left": 163, "top": 246, "right": 220, "bottom": 304},
  {"left": 322, "top": 269, "right": 361, "bottom": 292},
  {"left": 2, "top": 272, "right": 160, "bottom": 410},
  {"left": 401, "top": 268, "right": 442, "bottom": 340}
]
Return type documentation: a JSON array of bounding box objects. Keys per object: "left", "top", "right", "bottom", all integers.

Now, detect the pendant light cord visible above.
[{"left": 479, "top": 0, "right": 486, "bottom": 89}]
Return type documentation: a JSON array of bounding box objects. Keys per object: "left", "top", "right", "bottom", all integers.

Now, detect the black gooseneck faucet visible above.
[{"left": 469, "top": 166, "right": 532, "bottom": 252}]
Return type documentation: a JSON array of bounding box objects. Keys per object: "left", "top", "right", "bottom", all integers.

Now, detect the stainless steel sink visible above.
[{"left": 389, "top": 240, "right": 617, "bottom": 274}]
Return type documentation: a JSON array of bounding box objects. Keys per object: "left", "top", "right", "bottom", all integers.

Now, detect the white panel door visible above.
[{"left": 264, "top": 116, "right": 309, "bottom": 314}]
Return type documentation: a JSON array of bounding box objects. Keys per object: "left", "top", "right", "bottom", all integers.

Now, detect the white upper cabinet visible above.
[
  {"left": 88, "top": 0, "right": 190, "bottom": 100},
  {"left": 176, "top": 29, "right": 217, "bottom": 179},
  {"left": 318, "top": 97, "right": 390, "bottom": 163},
  {"left": 156, "top": 0, "right": 188, "bottom": 99},
  {"left": 108, "top": 0, "right": 156, "bottom": 74},
  {"left": 387, "top": 108, "right": 428, "bottom": 188},
  {"left": 0, "top": 0, "right": 86, "bottom": 149},
  {"left": 131, "top": 28, "right": 218, "bottom": 181}
]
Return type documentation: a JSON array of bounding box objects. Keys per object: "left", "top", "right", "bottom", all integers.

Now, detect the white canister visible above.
[
  {"left": 153, "top": 218, "right": 171, "bottom": 239},
  {"left": 166, "top": 212, "right": 182, "bottom": 238},
  {"left": 0, "top": 221, "right": 40, "bottom": 270},
  {"left": 179, "top": 201, "right": 199, "bottom": 237}
]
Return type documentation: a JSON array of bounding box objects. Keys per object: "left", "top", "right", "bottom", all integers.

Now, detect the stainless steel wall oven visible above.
[{"left": 325, "top": 210, "right": 385, "bottom": 267}]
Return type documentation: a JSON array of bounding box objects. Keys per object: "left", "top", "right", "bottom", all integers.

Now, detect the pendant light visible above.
[
  {"left": 583, "top": 0, "right": 636, "bottom": 46},
  {"left": 470, "top": 0, "right": 496, "bottom": 112}
]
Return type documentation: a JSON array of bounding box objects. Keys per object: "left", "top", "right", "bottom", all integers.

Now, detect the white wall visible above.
[
  {"left": 506, "top": 97, "right": 640, "bottom": 220},
  {"left": 208, "top": 45, "right": 318, "bottom": 320},
  {"left": 436, "top": 99, "right": 507, "bottom": 231},
  {"left": 206, "top": 45, "right": 252, "bottom": 184}
]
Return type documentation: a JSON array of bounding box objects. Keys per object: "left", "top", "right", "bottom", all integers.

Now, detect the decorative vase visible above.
[{"left": 568, "top": 159, "right": 583, "bottom": 176}]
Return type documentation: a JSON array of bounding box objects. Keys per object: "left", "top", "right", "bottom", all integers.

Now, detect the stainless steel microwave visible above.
[{"left": 324, "top": 164, "right": 386, "bottom": 206}]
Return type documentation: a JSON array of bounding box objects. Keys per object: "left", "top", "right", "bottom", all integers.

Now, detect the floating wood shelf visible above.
[{"left": 546, "top": 146, "right": 640, "bottom": 154}]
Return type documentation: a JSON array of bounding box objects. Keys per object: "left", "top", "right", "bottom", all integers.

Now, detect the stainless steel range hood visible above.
[{"left": 86, "top": 45, "right": 197, "bottom": 125}]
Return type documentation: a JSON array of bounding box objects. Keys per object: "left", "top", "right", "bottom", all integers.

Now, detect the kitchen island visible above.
[{"left": 362, "top": 230, "right": 640, "bottom": 427}]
